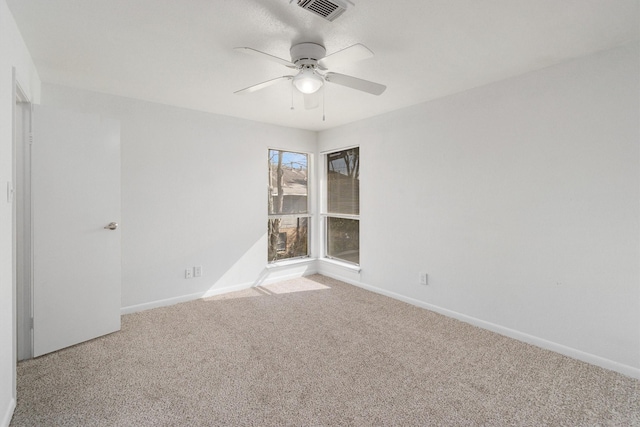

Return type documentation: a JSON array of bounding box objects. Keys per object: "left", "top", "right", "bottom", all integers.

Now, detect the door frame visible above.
[{"left": 13, "top": 69, "right": 33, "bottom": 362}]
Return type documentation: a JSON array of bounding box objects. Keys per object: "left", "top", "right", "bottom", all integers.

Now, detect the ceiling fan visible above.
[{"left": 234, "top": 42, "right": 386, "bottom": 109}]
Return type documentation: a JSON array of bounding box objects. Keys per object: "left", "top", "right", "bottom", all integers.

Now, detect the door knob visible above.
[{"left": 104, "top": 222, "right": 118, "bottom": 230}]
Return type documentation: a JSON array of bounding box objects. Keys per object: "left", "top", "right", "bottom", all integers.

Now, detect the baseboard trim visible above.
[
  {"left": 121, "top": 284, "right": 252, "bottom": 315},
  {"left": 1, "top": 398, "right": 16, "bottom": 427},
  {"left": 320, "top": 271, "right": 640, "bottom": 380},
  {"left": 121, "top": 268, "right": 318, "bottom": 315}
]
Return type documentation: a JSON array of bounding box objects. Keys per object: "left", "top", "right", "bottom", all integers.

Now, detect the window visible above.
[
  {"left": 324, "top": 147, "right": 359, "bottom": 265},
  {"left": 268, "top": 149, "right": 309, "bottom": 263}
]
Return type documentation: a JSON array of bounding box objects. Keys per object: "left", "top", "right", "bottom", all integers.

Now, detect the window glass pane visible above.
[
  {"left": 268, "top": 217, "right": 308, "bottom": 262},
  {"left": 327, "top": 217, "right": 359, "bottom": 264},
  {"left": 269, "top": 150, "right": 308, "bottom": 215},
  {"left": 327, "top": 147, "right": 359, "bottom": 215}
]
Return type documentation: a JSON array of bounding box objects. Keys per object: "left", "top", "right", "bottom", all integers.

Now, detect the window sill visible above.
[
  {"left": 266, "top": 257, "right": 315, "bottom": 269},
  {"left": 319, "top": 257, "right": 361, "bottom": 273}
]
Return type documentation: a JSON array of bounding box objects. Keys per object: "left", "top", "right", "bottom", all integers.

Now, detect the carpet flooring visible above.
[{"left": 10, "top": 274, "right": 640, "bottom": 426}]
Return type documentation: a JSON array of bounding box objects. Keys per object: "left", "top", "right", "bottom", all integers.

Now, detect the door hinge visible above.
[{"left": 30, "top": 317, "right": 34, "bottom": 330}]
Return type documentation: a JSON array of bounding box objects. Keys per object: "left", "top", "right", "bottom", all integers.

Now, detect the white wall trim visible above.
[
  {"left": 318, "top": 257, "right": 361, "bottom": 272},
  {"left": 121, "top": 266, "right": 318, "bottom": 315},
  {"left": 121, "top": 286, "right": 248, "bottom": 315},
  {"left": 319, "top": 270, "right": 640, "bottom": 380},
  {"left": 1, "top": 398, "right": 16, "bottom": 427},
  {"left": 265, "top": 257, "right": 315, "bottom": 270}
]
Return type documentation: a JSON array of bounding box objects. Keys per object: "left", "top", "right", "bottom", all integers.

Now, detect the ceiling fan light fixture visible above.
[{"left": 293, "top": 68, "right": 324, "bottom": 94}]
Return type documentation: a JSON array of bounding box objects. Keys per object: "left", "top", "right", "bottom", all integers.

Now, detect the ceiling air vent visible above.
[{"left": 294, "top": 0, "right": 351, "bottom": 22}]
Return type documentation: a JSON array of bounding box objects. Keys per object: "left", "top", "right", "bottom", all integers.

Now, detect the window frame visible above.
[
  {"left": 321, "top": 145, "right": 360, "bottom": 267},
  {"left": 267, "top": 148, "right": 312, "bottom": 264}
]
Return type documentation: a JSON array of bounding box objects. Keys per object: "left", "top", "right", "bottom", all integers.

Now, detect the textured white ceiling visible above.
[{"left": 7, "top": 0, "right": 639, "bottom": 131}]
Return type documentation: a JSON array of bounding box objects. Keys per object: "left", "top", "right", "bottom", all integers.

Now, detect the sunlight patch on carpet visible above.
[
  {"left": 262, "top": 280, "right": 330, "bottom": 294},
  {"left": 204, "top": 277, "right": 331, "bottom": 301}
]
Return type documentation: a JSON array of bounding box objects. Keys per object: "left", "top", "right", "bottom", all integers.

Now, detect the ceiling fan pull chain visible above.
[
  {"left": 291, "top": 84, "right": 294, "bottom": 110},
  {"left": 322, "top": 86, "right": 326, "bottom": 121}
]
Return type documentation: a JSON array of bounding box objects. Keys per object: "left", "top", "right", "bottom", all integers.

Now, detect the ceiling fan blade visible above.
[
  {"left": 234, "top": 47, "right": 296, "bottom": 69},
  {"left": 324, "top": 72, "right": 386, "bottom": 95},
  {"left": 303, "top": 92, "right": 321, "bottom": 110},
  {"left": 318, "top": 44, "right": 374, "bottom": 70},
  {"left": 234, "top": 76, "right": 294, "bottom": 94}
]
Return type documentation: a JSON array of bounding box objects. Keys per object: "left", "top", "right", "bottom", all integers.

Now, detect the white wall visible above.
[
  {"left": 0, "top": 1, "right": 40, "bottom": 426},
  {"left": 41, "top": 85, "right": 317, "bottom": 312},
  {"left": 318, "top": 42, "right": 640, "bottom": 377}
]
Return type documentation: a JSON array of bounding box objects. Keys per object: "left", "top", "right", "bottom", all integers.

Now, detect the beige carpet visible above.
[{"left": 11, "top": 275, "right": 640, "bottom": 426}]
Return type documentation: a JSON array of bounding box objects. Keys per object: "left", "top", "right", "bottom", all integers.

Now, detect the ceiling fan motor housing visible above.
[{"left": 290, "top": 43, "right": 326, "bottom": 67}]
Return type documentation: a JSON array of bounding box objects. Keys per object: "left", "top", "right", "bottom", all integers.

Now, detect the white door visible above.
[{"left": 32, "top": 105, "right": 121, "bottom": 357}]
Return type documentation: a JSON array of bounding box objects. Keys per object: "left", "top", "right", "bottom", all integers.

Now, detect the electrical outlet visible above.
[
  {"left": 185, "top": 268, "right": 193, "bottom": 279},
  {"left": 194, "top": 266, "right": 202, "bottom": 278},
  {"left": 419, "top": 272, "right": 428, "bottom": 285}
]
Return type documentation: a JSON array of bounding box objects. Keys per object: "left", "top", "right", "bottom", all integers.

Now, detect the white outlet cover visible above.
[{"left": 420, "top": 273, "right": 428, "bottom": 285}]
